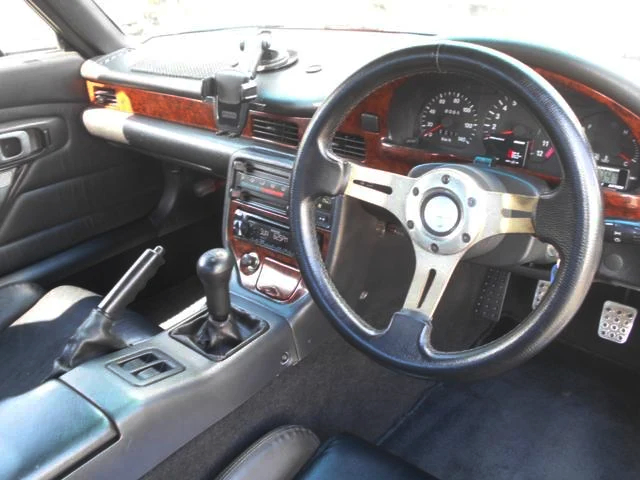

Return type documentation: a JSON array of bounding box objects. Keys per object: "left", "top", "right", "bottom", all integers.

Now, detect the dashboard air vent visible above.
[
  {"left": 252, "top": 117, "right": 299, "bottom": 146},
  {"left": 94, "top": 87, "right": 118, "bottom": 107},
  {"left": 332, "top": 132, "right": 366, "bottom": 160}
]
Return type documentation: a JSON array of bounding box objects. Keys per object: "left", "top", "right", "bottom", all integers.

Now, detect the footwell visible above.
[{"left": 380, "top": 345, "right": 640, "bottom": 480}]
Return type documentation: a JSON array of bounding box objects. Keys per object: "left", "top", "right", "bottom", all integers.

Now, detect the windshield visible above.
[{"left": 94, "top": 0, "right": 640, "bottom": 67}]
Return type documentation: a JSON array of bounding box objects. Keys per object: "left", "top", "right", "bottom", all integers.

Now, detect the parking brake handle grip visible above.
[{"left": 98, "top": 246, "right": 166, "bottom": 319}]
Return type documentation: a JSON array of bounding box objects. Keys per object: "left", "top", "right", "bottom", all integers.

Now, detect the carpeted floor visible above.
[
  {"left": 131, "top": 275, "right": 203, "bottom": 325},
  {"left": 143, "top": 330, "right": 433, "bottom": 480},
  {"left": 380, "top": 344, "right": 640, "bottom": 480}
]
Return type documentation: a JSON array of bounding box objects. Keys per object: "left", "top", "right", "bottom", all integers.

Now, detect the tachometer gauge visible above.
[
  {"left": 584, "top": 112, "right": 640, "bottom": 191},
  {"left": 419, "top": 91, "right": 478, "bottom": 149},
  {"left": 482, "top": 95, "right": 557, "bottom": 167}
]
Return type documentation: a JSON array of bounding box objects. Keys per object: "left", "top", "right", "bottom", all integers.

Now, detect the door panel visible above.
[{"left": 0, "top": 51, "right": 163, "bottom": 277}]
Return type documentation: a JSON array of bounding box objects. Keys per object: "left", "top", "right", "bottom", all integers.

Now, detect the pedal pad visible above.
[
  {"left": 598, "top": 301, "right": 637, "bottom": 344},
  {"left": 474, "top": 268, "right": 511, "bottom": 323},
  {"left": 532, "top": 280, "right": 551, "bottom": 310}
]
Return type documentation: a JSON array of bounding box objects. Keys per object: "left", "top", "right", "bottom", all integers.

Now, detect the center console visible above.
[{"left": 226, "top": 153, "right": 334, "bottom": 301}]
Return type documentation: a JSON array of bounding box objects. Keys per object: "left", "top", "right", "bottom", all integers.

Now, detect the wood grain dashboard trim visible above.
[
  {"left": 536, "top": 69, "right": 640, "bottom": 220},
  {"left": 86, "top": 81, "right": 216, "bottom": 131},
  {"left": 86, "top": 70, "right": 640, "bottom": 220}
]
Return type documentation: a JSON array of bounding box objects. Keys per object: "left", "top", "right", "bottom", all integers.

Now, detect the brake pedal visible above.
[
  {"left": 473, "top": 268, "right": 511, "bottom": 323},
  {"left": 598, "top": 301, "right": 637, "bottom": 344},
  {"left": 532, "top": 280, "right": 551, "bottom": 310}
]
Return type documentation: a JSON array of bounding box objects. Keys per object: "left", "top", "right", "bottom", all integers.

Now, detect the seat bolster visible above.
[
  {"left": 216, "top": 426, "right": 320, "bottom": 480},
  {"left": 12, "top": 285, "right": 161, "bottom": 345},
  {"left": 0, "top": 282, "right": 45, "bottom": 332},
  {"left": 294, "top": 434, "right": 438, "bottom": 480}
]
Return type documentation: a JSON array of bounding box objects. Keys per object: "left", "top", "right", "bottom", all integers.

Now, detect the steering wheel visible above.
[{"left": 290, "top": 41, "right": 603, "bottom": 380}]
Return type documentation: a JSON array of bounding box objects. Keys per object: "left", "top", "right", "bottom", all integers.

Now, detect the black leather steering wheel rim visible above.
[{"left": 290, "top": 41, "right": 603, "bottom": 380}]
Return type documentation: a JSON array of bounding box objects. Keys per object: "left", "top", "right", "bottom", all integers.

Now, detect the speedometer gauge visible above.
[
  {"left": 482, "top": 95, "right": 557, "bottom": 167},
  {"left": 419, "top": 91, "right": 478, "bottom": 149}
]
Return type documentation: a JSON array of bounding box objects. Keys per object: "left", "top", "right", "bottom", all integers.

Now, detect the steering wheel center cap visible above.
[{"left": 422, "top": 194, "right": 460, "bottom": 236}]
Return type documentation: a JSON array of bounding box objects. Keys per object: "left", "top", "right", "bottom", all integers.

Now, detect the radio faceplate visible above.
[
  {"left": 232, "top": 210, "right": 293, "bottom": 256},
  {"left": 232, "top": 209, "right": 326, "bottom": 257}
]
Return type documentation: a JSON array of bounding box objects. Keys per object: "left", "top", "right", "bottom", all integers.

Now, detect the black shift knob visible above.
[{"left": 197, "top": 249, "right": 234, "bottom": 322}]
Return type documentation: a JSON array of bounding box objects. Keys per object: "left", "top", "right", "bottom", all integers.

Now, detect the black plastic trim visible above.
[
  {"left": 122, "top": 116, "right": 251, "bottom": 176},
  {"left": 0, "top": 218, "right": 156, "bottom": 289}
]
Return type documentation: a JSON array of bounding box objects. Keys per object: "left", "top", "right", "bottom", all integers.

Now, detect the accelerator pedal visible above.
[{"left": 598, "top": 301, "right": 637, "bottom": 344}]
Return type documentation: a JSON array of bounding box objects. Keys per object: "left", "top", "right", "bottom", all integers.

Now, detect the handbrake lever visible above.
[
  {"left": 48, "top": 246, "right": 165, "bottom": 378},
  {"left": 98, "top": 246, "right": 166, "bottom": 319}
]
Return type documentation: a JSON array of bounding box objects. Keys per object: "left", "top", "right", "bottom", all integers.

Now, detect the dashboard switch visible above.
[
  {"left": 604, "top": 219, "right": 640, "bottom": 244},
  {"left": 360, "top": 113, "right": 379, "bottom": 133},
  {"left": 473, "top": 156, "right": 493, "bottom": 167},
  {"left": 240, "top": 252, "right": 260, "bottom": 274}
]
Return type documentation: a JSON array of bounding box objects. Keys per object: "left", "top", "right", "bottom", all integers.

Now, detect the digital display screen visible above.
[
  {"left": 248, "top": 219, "right": 292, "bottom": 254},
  {"left": 484, "top": 135, "right": 530, "bottom": 168},
  {"left": 598, "top": 166, "right": 628, "bottom": 190},
  {"left": 598, "top": 167, "right": 619, "bottom": 186}
]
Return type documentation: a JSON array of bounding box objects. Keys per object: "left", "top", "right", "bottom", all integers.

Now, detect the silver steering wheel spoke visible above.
[
  {"left": 487, "top": 191, "right": 539, "bottom": 236},
  {"left": 343, "top": 162, "right": 415, "bottom": 222},
  {"left": 403, "top": 245, "right": 464, "bottom": 319}
]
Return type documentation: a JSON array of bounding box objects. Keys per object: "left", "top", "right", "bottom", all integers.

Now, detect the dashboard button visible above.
[{"left": 360, "top": 113, "right": 380, "bottom": 133}]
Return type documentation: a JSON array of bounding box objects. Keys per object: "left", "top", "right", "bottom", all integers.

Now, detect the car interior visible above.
[{"left": 2, "top": 1, "right": 640, "bottom": 479}]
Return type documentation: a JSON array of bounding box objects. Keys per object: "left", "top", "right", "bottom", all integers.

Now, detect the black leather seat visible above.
[
  {"left": 216, "top": 426, "right": 438, "bottom": 480},
  {"left": 0, "top": 283, "right": 161, "bottom": 399}
]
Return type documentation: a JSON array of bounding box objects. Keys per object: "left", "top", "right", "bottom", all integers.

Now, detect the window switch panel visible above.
[{"left": 107, "top": 349, "right": 184, "bottom": 386}]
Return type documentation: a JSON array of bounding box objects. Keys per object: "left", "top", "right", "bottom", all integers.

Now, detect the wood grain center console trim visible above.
[{"left": 227, "top": 200, "right": 331, "bottom": 303}]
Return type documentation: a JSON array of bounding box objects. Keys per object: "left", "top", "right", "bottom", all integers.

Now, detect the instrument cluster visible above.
[{"left": 389, "top": 74, "right": 639, "bottom": 192}]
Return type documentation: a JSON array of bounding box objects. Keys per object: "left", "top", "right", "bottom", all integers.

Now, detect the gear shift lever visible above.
[
  {"left": 171, "top": 248, "right": 267, "bottom": 360},
  {"left": 194, "top": 248, "right": 242, "bottom": 350},
  {"left": 197, "top": 248, "right": 234, "bottom": 322}
]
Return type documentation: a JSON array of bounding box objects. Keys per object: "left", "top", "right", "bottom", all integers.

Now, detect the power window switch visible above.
[
  {"left": 136, "top": 366, "right": 160, "bottom": 380},
  {"left": 121, "top": 357, "right": 147, "bottom": 371}
]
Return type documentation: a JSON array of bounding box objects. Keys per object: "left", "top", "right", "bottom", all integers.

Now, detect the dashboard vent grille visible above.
[
  {"left": 332, "top": 132, "right": 366, "bottom": 160},
  {"left": 94, "top": 87, "right": 118, "bottom": 107},
  {"left": 252, "top": 117, "right": 300, "bottom": 146}
]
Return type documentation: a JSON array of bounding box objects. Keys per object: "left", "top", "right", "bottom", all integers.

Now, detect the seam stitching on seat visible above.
[{"left": 216, "top": 425, "right": 319, "bottom": 480}]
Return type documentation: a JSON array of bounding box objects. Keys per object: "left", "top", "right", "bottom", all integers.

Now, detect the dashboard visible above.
[
  {"left": 387, "top": 73, "right": 639, "bottom": 193},
  {"left": 79, "top": 28, "right": 640, "bottom": 292}
]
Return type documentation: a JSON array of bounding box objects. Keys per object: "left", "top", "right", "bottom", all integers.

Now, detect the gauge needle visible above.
[
  {"left": 500, "top": 130, "right": 513, "bottom": 135},
  {"left": 544, "top": 147, "right": 556, "bottom": 159},
  {"left": 423, "top": 124, "right": 442, "bottom": 136},
  {"left": 619, "top": 152, "right": 632, "bottom": 163}
]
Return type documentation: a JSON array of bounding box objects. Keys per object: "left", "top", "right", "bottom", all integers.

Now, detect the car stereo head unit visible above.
[{"left": 232, "top": 210, "right": 293, "bottom": 256}]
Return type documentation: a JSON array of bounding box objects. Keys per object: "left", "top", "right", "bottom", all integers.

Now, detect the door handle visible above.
[{"left": 0, "top": 131, "right": 36, "bottom": 162}]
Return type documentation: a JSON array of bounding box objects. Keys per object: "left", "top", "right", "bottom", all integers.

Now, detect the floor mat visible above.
[
  {"left": 380, "top": 345, "right": 640, "bottom": 480},
  {"left": 143, "top": 330, "right": 433, "bottom": 480}
]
